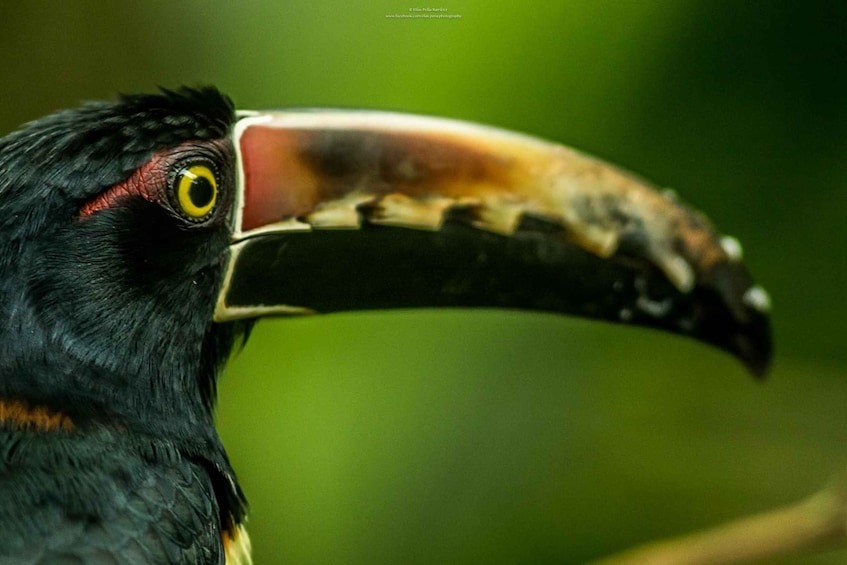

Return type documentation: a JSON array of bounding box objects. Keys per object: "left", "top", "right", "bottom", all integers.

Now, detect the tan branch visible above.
[{"left": 590, "top": 476, "right": 847, "bottom": 565}]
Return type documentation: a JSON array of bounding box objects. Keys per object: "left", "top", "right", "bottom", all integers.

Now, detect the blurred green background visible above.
[{"left": 2, "top": 1, "right": 845, "bottom": 563}]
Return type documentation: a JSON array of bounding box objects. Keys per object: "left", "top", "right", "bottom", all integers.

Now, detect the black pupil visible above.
[{"left": 189, "top": 175, "right": 214, "bottom": 209}]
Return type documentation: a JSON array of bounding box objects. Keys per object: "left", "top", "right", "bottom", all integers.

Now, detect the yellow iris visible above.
[{"left": 176, "top": 164, "right": 218, "bottom": 219}]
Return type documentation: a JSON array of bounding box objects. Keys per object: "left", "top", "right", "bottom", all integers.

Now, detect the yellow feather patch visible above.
[{"left": 224, "top": 524, "right": 253, "bottom": 565}]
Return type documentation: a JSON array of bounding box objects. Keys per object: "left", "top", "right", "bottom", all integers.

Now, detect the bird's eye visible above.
[{"left": 174, "top": 164, "right": 218, "bottom": 220}]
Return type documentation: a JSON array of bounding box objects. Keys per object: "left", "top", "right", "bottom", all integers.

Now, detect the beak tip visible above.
[
  {"left": 693, "top": 258, "right": 773, "bottom": 378},
  {"left": 738, "top": 320, "right": 773, "bottom": 380}
]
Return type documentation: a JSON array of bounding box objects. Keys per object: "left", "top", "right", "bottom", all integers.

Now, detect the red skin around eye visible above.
[{"left": 78, "top": 152, "right": 170, "bottom": 218}]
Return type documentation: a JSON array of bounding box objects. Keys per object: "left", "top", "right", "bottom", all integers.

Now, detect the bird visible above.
[{"left": 0, "top": 86, "right": 771, "bottom": 563}]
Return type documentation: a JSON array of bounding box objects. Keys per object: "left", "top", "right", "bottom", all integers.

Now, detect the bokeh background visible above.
[{"left": 2, "top": 1, "right": 845, "bottom": 563}]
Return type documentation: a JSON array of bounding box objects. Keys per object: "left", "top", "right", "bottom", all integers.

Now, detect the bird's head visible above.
[
  {"left": 0, "top": 85, "right": 772, "bottom": 440},
  {"left": 0, "top": 88, "right": 241, "bottom": 434}
]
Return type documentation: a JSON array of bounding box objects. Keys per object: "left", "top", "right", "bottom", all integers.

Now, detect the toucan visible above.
[{"left": 0, "top": 87, "right": 771, "bottom": 563}]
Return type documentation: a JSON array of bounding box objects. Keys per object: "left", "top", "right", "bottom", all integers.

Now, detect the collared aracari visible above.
[{"left": 0, "top": 87, "right": 771, "bottom": 563}]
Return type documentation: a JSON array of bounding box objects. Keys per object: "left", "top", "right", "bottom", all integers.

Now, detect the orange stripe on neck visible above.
[{"left": 0, "top": 398, "right": 73, "bottom": 431}]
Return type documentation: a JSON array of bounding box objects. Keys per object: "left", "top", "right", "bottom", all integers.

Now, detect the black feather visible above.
[{"left": 0, "top": 86, "right": 247, "bottom": 561}]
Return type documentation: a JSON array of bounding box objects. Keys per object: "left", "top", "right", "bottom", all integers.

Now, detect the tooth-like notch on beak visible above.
[{"left": 216, "top": 110, "right": 772, "bottom": 377}]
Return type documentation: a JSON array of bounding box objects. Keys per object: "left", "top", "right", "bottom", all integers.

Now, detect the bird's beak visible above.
[{"left": 214, "top": 110, "right": 772, "bottom": 377}]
